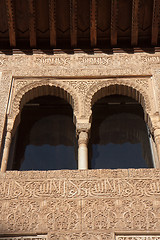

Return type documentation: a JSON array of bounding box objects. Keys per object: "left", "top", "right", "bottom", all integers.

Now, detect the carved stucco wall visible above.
[
  {"left": 0, "top": 169, "right": 160, "bottom": 239},
  {"left": 0, "top": 52, "right": 160, "bottom": 239}
]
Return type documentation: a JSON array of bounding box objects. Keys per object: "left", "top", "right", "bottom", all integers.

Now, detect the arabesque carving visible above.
[
  {"left": 8, "top": 77, "right": 154, "bottom": 133},
  {"left": 84, "top": 79, "right": 152, "bottom": 120},
  {"left": 0, "top": 170, "right": 160, "bottom": 237},
  {"left": 49, "top": 232, "right": 112, "bottom": 239},
  {"left": 10, "top": 80, "right": 81, "bottom": 130},
  {"left": 3, "top": 177, "right": 160, "bottom": 199}
]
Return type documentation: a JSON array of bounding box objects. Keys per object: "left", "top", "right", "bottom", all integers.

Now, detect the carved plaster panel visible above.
[
  {"left": 2, "top": 177, "right": 160, "bottom": 199},
  {"left": 0, "top": 72, "right": 12, "bottom": 149},
  {"left": 82, "top": 198, "right": 159, "bottom": 231},
  {"left": 0, "top": 199, "right": 81, "bottom": 233},
  {"left": 0, "top": 53, "right": 160, "bottom": 77},
  {"left": 1, "top": 170, "right": 160, "bottom": 238},
  {"left": 0, "top": 198, "right": 160, "bottom": 233}
]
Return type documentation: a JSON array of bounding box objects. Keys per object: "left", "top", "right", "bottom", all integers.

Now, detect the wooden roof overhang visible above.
[{"left": 0, "top": 0, "right": 160, "bottom": 51}]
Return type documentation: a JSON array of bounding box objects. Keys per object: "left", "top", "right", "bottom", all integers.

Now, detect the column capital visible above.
[
  {"left": 78, "top": 131, "right": 89, "bottom": 145},
  {"left": 6, "top": 117, "right": 14, "bottom": 133},
  {"left": 150, "top": 113, "right": 160, "bottom": 132},
  {"left": 76, "top": 120, "right": 90, "bottom": 169},
  {"left": 76, "top": 122, "right": 91, "bottom": 135},
  {"left": 154, "top": 129, "right": 160, "bottom": 143}
]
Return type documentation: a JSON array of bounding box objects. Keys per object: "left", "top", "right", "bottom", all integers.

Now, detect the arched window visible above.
[
  {"left": 8, "top": 95, "right": 78, "bottom": 170},
  {"left": 89, "top": 94, "right": 154, "bottom": 169}
]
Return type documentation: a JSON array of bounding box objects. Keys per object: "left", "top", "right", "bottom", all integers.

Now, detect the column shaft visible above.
[
  {"left": 154, "top": 129, "right": 160, "bottom": 168},
  {"left": 78, "top": 131, "right": 88, "bottom": 170},
  {"left": 1, "top": 131, "right": 11, "bottom": 173}
]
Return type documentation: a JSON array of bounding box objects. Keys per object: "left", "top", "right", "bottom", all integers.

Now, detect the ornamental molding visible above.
[
  {"left": 0, "top": 236, "right": 47, "bottom": 240},
  {"left": 10, "top": 79, "right": 81, "bottom": 126},
  {"left": 116, "top": 235, "right": 160, "bottom": 240},
  {"left": 2, "top": 176, "right": 160, "bottom": 199},
  {"left": 84, "top": 78, "right": 152, "bottom": 120},
  {"left": 0, "top": 53, "right": 160, "bottom": 71}
]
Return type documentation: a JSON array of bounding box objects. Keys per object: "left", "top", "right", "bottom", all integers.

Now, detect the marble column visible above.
[
  {"left": 78, "top": 131, "right": 89, "bottom": 169},
  {"left": 1, "top": 120, "right": 13, "bottom": 173}
]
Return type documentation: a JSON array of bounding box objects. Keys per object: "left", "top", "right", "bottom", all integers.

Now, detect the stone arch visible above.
[
  {"left": 84, "top": 80, "right": 152, "bottom": 124},
  {"left": 9, "top": 80, "right": 80, "bottom": 135},
  {"left": 86, "top": 81, "right": 158, "bottom": 169}
]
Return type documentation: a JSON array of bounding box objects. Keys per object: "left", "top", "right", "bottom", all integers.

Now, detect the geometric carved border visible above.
[
  {"left": 9, "top": 79, "right": 80, "bottom": 132},
  {"left": 0, "top": 236, "right": 47, "bottom": 240},
  {"left": 115, "top": 235, "right": 160, "bottom": 240}
]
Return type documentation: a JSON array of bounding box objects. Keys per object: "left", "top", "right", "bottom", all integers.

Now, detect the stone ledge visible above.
[{"left": 1, "top": 169, "right": 160, "bottom": 179}]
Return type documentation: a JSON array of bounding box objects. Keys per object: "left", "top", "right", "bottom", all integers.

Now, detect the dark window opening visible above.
[
  {"left": 8, "top": 95, "right": 78, "bottom": 170},
  {"left": 89, "top": 95, "right": 153, "bottom": 169}
]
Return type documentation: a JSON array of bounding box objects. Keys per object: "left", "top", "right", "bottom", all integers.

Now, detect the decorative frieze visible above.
[
  {"left": 49, "top": 232, "right": 112, "bottom": 239},
  {"left": 0, "top": 236, "right": 47, "bottom": 240},
  {"left": 116, "top": 235, "right": 160, "bottom": 240},
  {"left": 0, "top": 198, "right": 159, "bottom": 233},
  {"left": 2, "top": 177, "right": 160, "bottom": 199},
  {"left": 0, "top": 53, "right": 159, "bottom": 71}
]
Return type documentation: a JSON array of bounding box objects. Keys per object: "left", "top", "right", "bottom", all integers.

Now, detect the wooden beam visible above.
[
  {"left": 111, "top": 0, "right": 118, "bottom": 46},
  {"left": 49, "top": 0, "right": 56, "bottom": 48},
  {"left": 131, "top": 0, "right": 139, "bottom": 46},
  {"left": 70, "top": 0, "right": 77, "bottom": 48},
  {"left": 90, "top": 0, "right": 97, "bottom": 48},
  {"left": 152, "top": 0, "right": 160, "bottom": 46},
  {"left": 28, "top": 0, "right": 36, "bottom": 48},
  {"left": 6, "top": 0, "right": 16, "bottom": 47}
]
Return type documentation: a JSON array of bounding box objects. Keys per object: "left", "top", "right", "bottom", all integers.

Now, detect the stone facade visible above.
[{"left": 0, "top": 51, "right": 160, "bottom": 239}]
